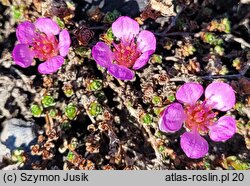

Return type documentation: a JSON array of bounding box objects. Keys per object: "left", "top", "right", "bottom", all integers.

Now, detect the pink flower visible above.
[
  {"left": 12, "top": 18, "right": 71, "bottom": 74},
  {"left": 159, "top": 82, "right": 236, "bottom": 159},
  {"left": 92, "top": 16, "right": 156, "bottom": 80}
]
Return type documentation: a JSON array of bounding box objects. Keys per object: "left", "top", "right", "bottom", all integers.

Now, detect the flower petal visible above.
[
  {"left": 132, "top": 51, "right": 150, "bottom": 70},
  {"left": 209, "top": 116, "right": 236, "bottom": 142},
  {"left": 136, "top": 30, "right": 156, "bottom": 54},
  {"left": 108, "top": 64, "right": 134, "bottom": 80},
  {"left": 180, "top": 131, "right": 209, "bottom": 159},
  {"left": 38, "top": 56, "right": 64, "bottom": 74},
  {"left": 35, "top": 18, "right": 60, "bottom": 36},
  {"left": 12, "top": 44, "right": 34, "bottom": 68},
  {"left": 205, "top": 82, "right": 236, "bottom": 111},
  {"left": 16, "top": 21, "right": 36, "bottom": 44},
  {"left": 112, "top": 16, "right": 139, "bottom": 40},
  {"left": 92, "top": 42, "right": 113, "bottom": 68},
  {"left": 58, "top": 29, "right": 71, "bottom": 57},
  {"left": 176, "top": 82, "right": 204, "bottom": 105},
  {"left": 159, "top": 103, "right": 186, "bottom": 133}
]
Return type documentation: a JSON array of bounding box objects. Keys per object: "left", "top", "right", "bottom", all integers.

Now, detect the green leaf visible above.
[
  {"left": 64, "top": 88, "right": 74, "bottom": 97},
  {"left": 12, "top": 6, "right": 23, "bottom": 20},
  {"left": 75, "top": 47, "right": 91, "bottom": 58},
  {"left": 12, "top": 149, "right": 25, "bottom": 163},
  {"left": 31, "top": 104, "right": 43, "bottom": 117},
  {"left": 42, "top": 96, "right": 56, "bottom": 108},
  {"left": 152, "top": 96, "right": 162, "bottom": 105},
  {"left": 55, "top": 17, "right": 65, "bottom": 28},
  {"left": 158, "top": 145, "right": 165, "bottom": 153},
  {"left": 103, "top": 10, "right": 121, "bottom": 23},
  {"left": 203, "top": 32, "right": 223, "bottom": 46},
  {"left": 67, "top": 151, "right": 74, "bottom": 161},
  {"left": 167, "top": 94, "right": 175, "bottom": 102},
  {"left": 49, "top": 109, "right": 58, "bottom": 118},
  {"left": 142, "top": 114, "right": 153, "bottom": 125},
  {"left": 153, "top": 107, "right": 163, "bottom": 116},
  {"left": 214, "top": 45, "right": 224, "bottom": 56},
  {"left": 89, "top": 102, "right": 102, "bottom": 117},
  {"left": 106, "top": 28, "right": 114, "bottom": 41},
  {"left": 231, "top": 161, "right": 249, "bottom": 170},
  {"left": 222, "top": 18, "right": 231, "bottom": 33},
  {"left": 65, "top": 103, "right": 77, "bottom": 120},
  {"left": 89, "top": 80, "right": 103, "bottom": 91},
  {"left": 151, "top": 54, "right": 163, "bottom": 64},
  {"left": 61, "top": 122, "right": 71, "bottom": 130}
]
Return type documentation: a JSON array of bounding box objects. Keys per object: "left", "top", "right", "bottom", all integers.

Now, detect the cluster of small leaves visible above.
[
  {"left": 167, "top": 94, "right": 175, "bottom": 102},
  {"left": 62, "top": 84, "right": 74, "bottom": 97},
  {"left": 150, "top": 54, "right": 163, "bottom": 64},
  {"left": 31, "top": 104, "right": 43, "bottom": 117},
  {"left": 65, "top": 103, "right": 78, "bottom": 120},
  {"left": 31, "top": 95, "right": 55, "bottom": 117},
  {"left": 88, "top": 79, "right": 103, "bottom": 91},
  {"left": 232, "top": 58, "right": 241, "bottom": 71},
  {"left": 103, "top": 10, "right": 120, "bottom": 23},
  {"left": 42, "top": 96, "right": 56, "bottom": 108},
  {"left": 201, "top": 32, "right": 223, "bottom": 46},
  {"left": 31, "top": 94, "right": 79, "bottom": 121},
  {"left": 177, "top": 42, "right": 196, "bottom": 57},
  {"left": 89, "top": 102, "right": 102, "bottom": 117},
  {"left": 12, "top": 6, "right": 24, "bottom": 20},
  {"left": 207, "top": 18, "right": 231, "bottom": 34},
  {"left": 199, "top": 18, "right": 231, "bottom": 57},
  {"left": 222, "top": 156, "right": 250, "bottom": 170},
  {"left": 100, "top": 28, "right": 114, "bottom": 45},
  {"left": 11, "top": 149, "right": 26, "bottom": 166},
  {"left": 152, "top": 95, "right": 162, "bottom": 106},
  {"left": 141, "top": 113, "right": 153, "bottom": 125}
]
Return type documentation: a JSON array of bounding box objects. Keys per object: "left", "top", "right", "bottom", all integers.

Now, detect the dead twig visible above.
[
  {"left": 200, "top": 74, "right": 250, "bottom": 80},
  {"left": 155, "top": 31, "right": 195, "bottom": 37},
  {"left": 224, "top": 34, "right": 250, "bottom": 49},
  {"left": 158, "top": 6, "right": 186, "bottom": 36},
  {"left": 10, "top": 66, "right": 36, "bottom": 94},
  {"left": 165, "top": 56, "right": 180, "bottom": 62},
  {"left": 81, "top": 95, "right": 96, "bottom": 123},
  {"left": 107, "top": 80, "right": 163, "bottom": 164}
]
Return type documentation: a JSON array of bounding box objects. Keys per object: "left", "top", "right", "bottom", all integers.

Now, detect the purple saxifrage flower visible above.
[
  {"left": 12, "top": 18, "right": 71, "bottom": 74},
  {"left": 92, "top": 16, "right": 156, "bottom": 80},
  {"left": 159, "top": 82, "right": 236, "bottom": 159}
]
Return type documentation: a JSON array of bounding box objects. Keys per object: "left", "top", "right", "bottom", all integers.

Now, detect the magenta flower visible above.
[
  {"left": 92, "top": 16, "right": 156, "bottom": 80},
  {"left": 159, "top": 82, "right": 236, "bottom": 159},
  {"left": 12, "top": 18, "right": 71, "bottom": 74}
]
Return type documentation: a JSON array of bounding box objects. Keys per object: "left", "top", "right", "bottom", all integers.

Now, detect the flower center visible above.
[
  {"left": 113, "top": 39, "right": 140, "bottom": 68},
  {"left": 184, "top": 101, "right": 217, "bottom": 133},
  {"left": 32, "top": 33, "right": 59, "bottom": 61}
]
